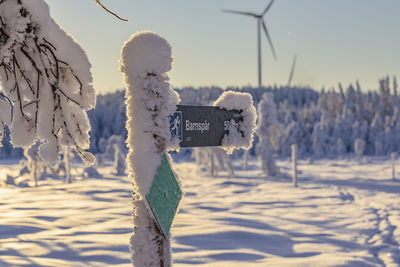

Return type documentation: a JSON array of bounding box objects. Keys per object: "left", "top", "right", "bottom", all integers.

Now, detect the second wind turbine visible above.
[{"left": 223, "top": 0, "right": 277, "bottom": 88}]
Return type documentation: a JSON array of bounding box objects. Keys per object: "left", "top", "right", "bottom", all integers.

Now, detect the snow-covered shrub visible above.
[
  {"left": 112, "top": 144, "right": 125, "bottom": 175},
  {"left": 193, "top": 147, "right": 208, "bottom": 168},
  {"left": 64, "top": 147, "right": 74, "bottom": 183},
  {"left": 256, "top": 93, "right": 280, "bottom": 177},
  {"left": 216, "top": 148, "right": 234, "bottom": 176},
  {"left": 120, "top": 31, "right": 180, "bottom": 267},
  {"left": 354, "top": 138, "right": 365, "bottom": 158},
  {"left": 375, "top": 140, "right": 384, "bottom": 156},
  {"left": 336, "top": 138, "right": 346, "bottom": 159},
  {"left": 243, "top": 150, "right": 250, "bottom": 170},
  {"left": 312, "top": 122, "right": 327, "bottom": 157},
  {"left": 83, "top": 166, "right": 102, "bottom": 179},
  {"left": 23, "top": 143, "right": 44, "bottom": 186},
  {"left": 104, "top": 135, "right": 125, "bottom": 160},
  {"left": 95, "top": 153, "right": 105, "bottom": 167},
  {"left": 4, "top": 175, "right": 15, "bottom": 186},
  {"left": 18, "top": 158, "right": 29, "bottom": 176},
  {"left": 98, "top": 137, "right": 107, "bottom": 153},
  {"left": 208, "top": 148, "right": 217, "bottom": 177},
  {"left": 200, "top": 147, "right": 234, "bottom": 177},
  {"left": 94, "top": 135, "right": 125, "bottom": 167},
  {"left": 0, "top": 0, "right": 95, "bottom": 165}
]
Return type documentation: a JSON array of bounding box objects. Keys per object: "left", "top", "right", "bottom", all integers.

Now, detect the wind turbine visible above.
[
  {"left": 223, "top": 0, "right": 277, "bottom": 88},
  {"left": 287, "top": 54, "right": 297, "bottom": 87}
]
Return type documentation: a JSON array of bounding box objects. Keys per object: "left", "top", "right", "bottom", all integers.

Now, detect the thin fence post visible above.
[
  {"left": 292, "top": 144, "right": 298, "bottom": 187},
  {"left": 65, "top": 146, "right": 71, "bottom": 184},
  {"left": 391, "top": 152, "right": 397, "bottom": 181}
]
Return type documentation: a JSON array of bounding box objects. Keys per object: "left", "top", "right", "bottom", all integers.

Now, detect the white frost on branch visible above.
[
  {"left": 0, "top": 0, "right": 96, "bottom": 164},
  {"left": 214, "top": 91, "right": 257, "bottom": 154}
]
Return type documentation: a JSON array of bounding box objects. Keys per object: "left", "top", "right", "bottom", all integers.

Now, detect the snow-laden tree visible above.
[
  {"left": 112, "top": 143, "right": 125, "bottom": 176},
  {"left": 282, "top": 120, "right": 302, "bottom": 156},
  {"left": 192, "top": 147, "right": 208, "bottom": 169},
  {"left": 83, "top": 165, "right": 102, "bottom": 178},
  {"left": 336, "top": 138, "right": 346, "bottom": 158},
  {"left": 312, "top": 122, "right": 327, "bottom": 157},
  {"left": 354, "top": 138, "right": 365, "bottom": 158},
  {"left": 256, "top": 93, "right": 280, "bottom": 177},
  {"left": 202, "top": 147, "right": 234, "bottom": 177},
  {"left": 64, "top": 146, "right": 74, "bottom": 183},
  {"left": 369, "top": 113, "right": 384, "bottom": 155},
  {"left": 208, "top": 148, "right": 217, "bottom": 177},
  {"left": 0, "top": 0, "right": 95, "bottom": 165},
  {"left": 351, "top": 120, "right": 367, "bottom": 150},
  {"left": 23, "top": 142, "right": 43, "bottom": 186},
  {"left": 104, "top": 135, "right": 125, "bottom": 160}
]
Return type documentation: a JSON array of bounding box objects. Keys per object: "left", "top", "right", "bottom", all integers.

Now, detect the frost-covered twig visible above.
[
  {"left": 93, "top": 0, "right": 128, "bottom": 21},
  {"left": 0, "top": 0, "right": 96, "bottom": 165}
]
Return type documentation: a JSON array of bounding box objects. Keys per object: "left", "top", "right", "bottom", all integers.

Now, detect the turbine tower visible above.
[
  {"left": 288, "top": 54, "right": 297, "bottom": 87},
  {"left": 223, "top": 0, "right": 277, "bottom": 88}
]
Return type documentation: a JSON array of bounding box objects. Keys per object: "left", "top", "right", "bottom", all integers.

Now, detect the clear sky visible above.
[{"left": 45, "top": 0, "right": 400, "bottom": 94}]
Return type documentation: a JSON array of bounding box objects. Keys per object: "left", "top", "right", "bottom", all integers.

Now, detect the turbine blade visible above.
[
  {"left": 288, "top": 54, "right": 297, "bottom": 87},
  {"left": 222, "top": 9, "right": 258, "bottom": 17},
  {"left": 262, "top": 0, "right": 275, "bottom": 16},
  {"left": 261, "top": 20, "right": 277, "bottom": 60}
]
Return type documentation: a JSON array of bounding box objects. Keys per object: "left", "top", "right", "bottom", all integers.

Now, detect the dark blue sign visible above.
[
  {"left": 170, "top": 105, "right": 242, "bottom": 147},
  {"left": 170, "top": 111, "right": 183, "bottom": 142}
]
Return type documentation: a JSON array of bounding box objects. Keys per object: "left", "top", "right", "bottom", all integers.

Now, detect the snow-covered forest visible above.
[{"left": 2, "top": 77, "right": 397, "bottom": 160}]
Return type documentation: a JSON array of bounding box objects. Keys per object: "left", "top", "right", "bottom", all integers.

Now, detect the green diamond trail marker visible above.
[{"left": 146, "top": 154, "right": 183, "bottom": 237}]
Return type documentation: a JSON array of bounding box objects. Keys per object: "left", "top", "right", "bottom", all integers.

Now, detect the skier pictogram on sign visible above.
[{"left": 170, "top": 111, "right": 183, "bottom": 142}]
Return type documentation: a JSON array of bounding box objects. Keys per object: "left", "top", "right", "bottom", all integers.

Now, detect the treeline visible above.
[{"left": 1, "top": 77, "right": 399, "bottom": 159}]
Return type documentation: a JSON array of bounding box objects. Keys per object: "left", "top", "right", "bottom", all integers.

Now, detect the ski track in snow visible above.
[{"left": 0, "top": 158, "right": 400, "bottom": 266}]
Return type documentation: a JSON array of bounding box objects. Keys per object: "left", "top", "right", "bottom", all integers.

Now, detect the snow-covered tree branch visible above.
[
  {"left": 0, "top": 0, "right": 96, "bottom": 165},
  {"left": 93, "top": 0, "right": 128, "bottom": 21}
]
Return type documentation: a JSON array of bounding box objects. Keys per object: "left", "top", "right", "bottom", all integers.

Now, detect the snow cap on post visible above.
[
  {"left": 120, "top": 31, "right": 173, "bottom": 77},
  {"left": 214, "top": 91, "right": 257, "bottom": 154}
]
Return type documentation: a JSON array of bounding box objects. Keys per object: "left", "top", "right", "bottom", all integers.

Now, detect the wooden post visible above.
[
  {"left": 391, "top": 152, "right": 397, "bottom": 181},
  {"left": 121, "top": 31, "right": 177, "bottom": 267},
  {"left": 209, "top": 149, "right": 216, "bottom": 177},
  {"left": 291, "top": 144, "right": 298, "bottom": 187},
  {"left": 33, "top": 156, "right": 38, "bottom": 187}
]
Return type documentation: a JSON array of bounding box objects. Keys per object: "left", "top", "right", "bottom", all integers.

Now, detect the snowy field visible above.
[{"left": 1, "top": 158, "right": 400, "bottom": 266}]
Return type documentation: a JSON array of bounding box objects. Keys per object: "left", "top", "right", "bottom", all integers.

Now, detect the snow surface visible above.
[{"left": 1, "top": 157, "right": 400, "bottom": 266}]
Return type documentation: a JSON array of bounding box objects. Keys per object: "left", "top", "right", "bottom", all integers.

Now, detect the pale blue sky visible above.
[{"left": 46, "top": 0, "right": 400, "bottom": 94}]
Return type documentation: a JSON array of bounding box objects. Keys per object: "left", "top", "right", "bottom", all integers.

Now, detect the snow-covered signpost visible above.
[
  {"left": 120, "top": 31, "right": 257, "bottom": 266},
  {"left": 121, "top": 32, "right": 179, "bottom": 266}
]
